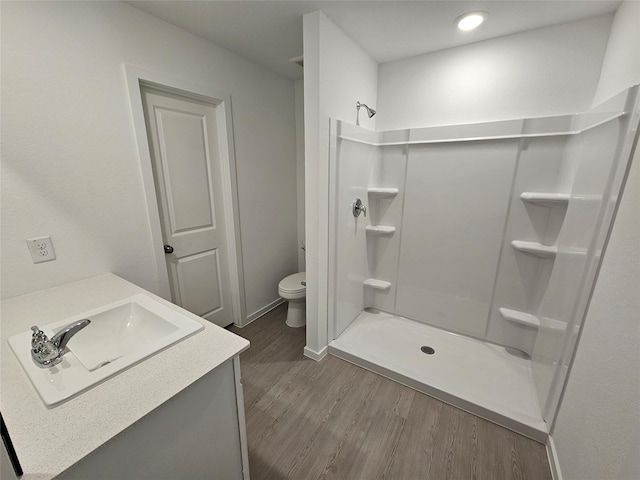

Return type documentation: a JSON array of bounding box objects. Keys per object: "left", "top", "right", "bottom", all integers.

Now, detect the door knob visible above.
[{"left": 164, "top": 244, "right": 174, "bottom": 254}]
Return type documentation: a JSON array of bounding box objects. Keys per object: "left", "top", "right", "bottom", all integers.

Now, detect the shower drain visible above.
[{"left": 420, "top": 346, "right": 435, "bottom": 355}]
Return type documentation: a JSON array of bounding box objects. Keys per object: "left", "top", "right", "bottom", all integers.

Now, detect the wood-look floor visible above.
[{"left": 229, "top": 305, "right": 552, "bottom": 480}]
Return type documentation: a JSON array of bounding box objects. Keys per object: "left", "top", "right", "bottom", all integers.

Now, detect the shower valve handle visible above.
[{"left": 353, "top": 198, "right": 367, "bottom": 218}]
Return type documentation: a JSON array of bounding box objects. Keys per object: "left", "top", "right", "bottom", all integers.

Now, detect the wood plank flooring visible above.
[{"left": 229, "top": 305, "right": 552, "bottom": 480}]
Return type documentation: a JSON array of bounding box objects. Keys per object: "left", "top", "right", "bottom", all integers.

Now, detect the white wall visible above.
[
  {"left": 377, "top": 14, "right": 612, "bottom": 131},
  {"left": 295, "top": 79, "right": 306, "bottom": 272},
  {"left": 592, "top": 1, "right": 640, "bottom": 106},
  {"left": 552, "top": 145, "right": 639, "bottom": 480},
  {"left": 396, "top": 140, "right": 517, "bottom": 337},
  {"left": 332, "top": 123, "right": 380, "bottom": 338},
  {"left": 303, "top": 11, "right": 378, "bottom": 357},
  {"left": 551, "top": 2, "right": 640, "bottom": 478},
  {"left": 0, "top": 1, "right": 298, "bottom": 323},
  {"left": 366, "top": 143, "right": 407, "bottom": 315},
  {"left": 486, "top": 135, "right": 567, "bottom": 355}
]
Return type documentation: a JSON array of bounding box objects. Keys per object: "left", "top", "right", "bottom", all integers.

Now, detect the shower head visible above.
[
  {"left": 356, "top": 101, "right": 376, "bottom": 118},
  {"left": 356, "top": 101, "right": 376, "bottom": 126}
]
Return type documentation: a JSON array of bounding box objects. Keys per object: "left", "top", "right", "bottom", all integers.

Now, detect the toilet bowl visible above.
[{"left": 278, "top": 272, "right": 306, "bottom": 328}]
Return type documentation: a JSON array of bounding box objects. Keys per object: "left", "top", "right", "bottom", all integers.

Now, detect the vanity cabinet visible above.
[
  {"left": 1, "top": 436, "right": 19, "bottom": 480},
  {"left": 57, "top": 357, "right": 247, "bottom": 480},
  {"left": 2, "top": 359, "right": 248, "bottom": 479},
  {"left": 0, "top": 274, "right": 250, "bottom": 480}
]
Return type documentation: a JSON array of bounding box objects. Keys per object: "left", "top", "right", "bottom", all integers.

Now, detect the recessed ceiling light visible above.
[{"left": 456, "top": 11, "right": 488, "bottom": 31}]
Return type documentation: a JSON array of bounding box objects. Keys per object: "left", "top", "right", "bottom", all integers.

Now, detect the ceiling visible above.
[{"left": 127, "top": 1, "right": 621, "bottom": 80}]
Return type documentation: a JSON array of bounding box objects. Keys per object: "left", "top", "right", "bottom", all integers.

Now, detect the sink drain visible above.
[{"left": 420, "top": 346, "right": 435, "bottom": 355}]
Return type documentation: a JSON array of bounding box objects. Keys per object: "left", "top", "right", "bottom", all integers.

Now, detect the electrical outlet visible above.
[{"left": 26, "top": 236, "right": 56, "bottom": 264}]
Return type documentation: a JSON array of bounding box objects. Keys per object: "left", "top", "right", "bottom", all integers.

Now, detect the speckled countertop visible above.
[{"left": 0, "top": 274, "right": 250, "bottom": 479}]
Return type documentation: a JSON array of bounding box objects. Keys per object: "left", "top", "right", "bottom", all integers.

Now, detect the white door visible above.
[{"left": 141, "top": 87, "right": 233, "bottom": 327}]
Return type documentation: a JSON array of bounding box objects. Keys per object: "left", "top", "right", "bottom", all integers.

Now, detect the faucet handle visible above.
[
  {"left": 30, "top": 326, "right": 48, "bottom": 348},
  {"left": 30, "top": 325, "right": 61, "bottom": 367},
  {"left": 352, "top": 198, "right": 367, "bottom": 218}
]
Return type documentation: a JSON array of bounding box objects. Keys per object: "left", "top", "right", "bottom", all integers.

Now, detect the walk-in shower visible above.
[{"left": 327, "top": 86, "right": 640, "bottom": 441}]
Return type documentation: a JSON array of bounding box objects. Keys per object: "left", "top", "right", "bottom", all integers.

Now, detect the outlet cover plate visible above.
[{"left": 26, "top": 236, "right": 56, "bottom": 263}]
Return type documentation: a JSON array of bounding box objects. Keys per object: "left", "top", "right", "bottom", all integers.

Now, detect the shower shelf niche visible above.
[
  {"left": 367, "top": 187, "right": 399, "bottom": 198},
  {"left": 363, "top": 279, "right": 391, "bottom": 291},
  {"left": 511, "top": 240, "right": 557, "bottom": 259},
  {"left": 498, "top": 308, "right": 540, "bottom": 329},
  {"left": 365, "top": 225, "right": 396, "bottom": 236},
  {"left": 520, "top": 192, "right": 570, "bottom": 207}
]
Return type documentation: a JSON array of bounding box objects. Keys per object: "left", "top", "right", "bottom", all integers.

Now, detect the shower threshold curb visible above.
[{"left": 327, "top": 344, "right": 549, "bottom": 444}]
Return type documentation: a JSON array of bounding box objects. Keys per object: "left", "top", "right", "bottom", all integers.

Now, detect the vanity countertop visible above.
[{"left": 0, "top": 274, "right": 250, "bottom": 479}]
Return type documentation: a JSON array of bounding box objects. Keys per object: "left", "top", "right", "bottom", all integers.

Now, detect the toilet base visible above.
[{"left": 285, "top": 300, "right": 306, "bottom": 328}]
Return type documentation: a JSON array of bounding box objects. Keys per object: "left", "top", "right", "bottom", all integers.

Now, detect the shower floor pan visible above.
[{"left": 328, "top": 309, "right": 548, "bottom": 442}]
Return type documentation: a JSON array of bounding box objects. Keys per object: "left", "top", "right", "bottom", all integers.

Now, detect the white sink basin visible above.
[{"left": 8, "top": 294, "right": 203, "bottom": 407}]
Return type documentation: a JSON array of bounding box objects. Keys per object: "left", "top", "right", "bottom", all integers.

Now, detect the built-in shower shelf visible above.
[
  {"left": 498, "top": 308, "right": 540, "bottom": 329},
  {"left": 511, "top": 240, "right": 557, "bottom": 259},
  {"left": 367, "top": 187, "right": 399, "bottom": 198},
  {"left": 363, "top": 279, "right": 391, "bottom": 291},
  {"left": 366, "top": 225, "right": 396, "bottom": 236},
  {"left": 520, "top": 192, "right": 570, "bottom": 207}
]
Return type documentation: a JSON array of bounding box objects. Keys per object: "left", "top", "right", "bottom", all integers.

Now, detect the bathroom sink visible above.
[{"left": 8, "top": 294, "right": 203, "bottom": 407}]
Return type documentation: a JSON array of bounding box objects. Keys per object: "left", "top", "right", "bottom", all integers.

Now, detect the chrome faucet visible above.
[{"left": 30, "top": 319, "right": 91, "bottom": 367}]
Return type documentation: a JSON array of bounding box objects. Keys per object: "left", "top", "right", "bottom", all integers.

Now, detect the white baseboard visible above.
[
  {"left": 303, "top": 345, "right": 327, "bottom": 361},
  {"left": 547, "top": 436, "right": 563, "bottom": 480},
  {"left": 237, "top": 298, "right": 285, "bottom": 328}
]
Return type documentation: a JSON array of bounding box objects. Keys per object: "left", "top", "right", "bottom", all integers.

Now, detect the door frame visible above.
[{"left": 124, "top": 64, "right": 247, "bottom": 326}]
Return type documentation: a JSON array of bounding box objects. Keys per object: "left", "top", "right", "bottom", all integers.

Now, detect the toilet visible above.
[{"left": 278, "top": 272, "right": 306, "bottom": 328}]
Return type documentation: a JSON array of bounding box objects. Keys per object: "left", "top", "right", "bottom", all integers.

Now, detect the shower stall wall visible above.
[{"left": 327, "top": 86, "right": 639, "bottom": 440}]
